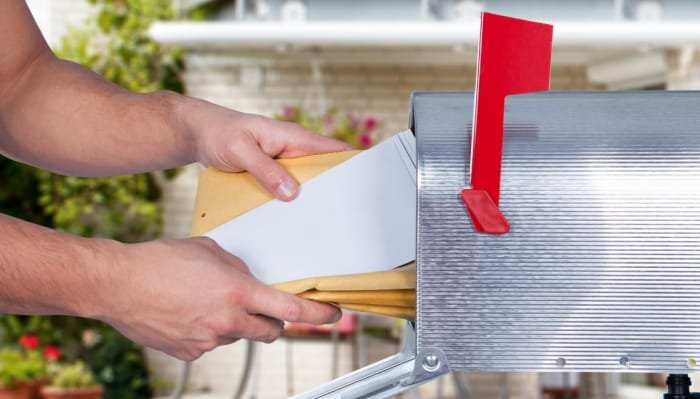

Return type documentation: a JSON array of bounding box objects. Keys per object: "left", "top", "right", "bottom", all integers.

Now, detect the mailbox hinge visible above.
[{"left": 290, "top": 323, "right": 451, "bottom": 399}]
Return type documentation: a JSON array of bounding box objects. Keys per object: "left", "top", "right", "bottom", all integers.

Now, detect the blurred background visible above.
[{"left": 2, "top": 0, "right": 700, "bottom": 398}]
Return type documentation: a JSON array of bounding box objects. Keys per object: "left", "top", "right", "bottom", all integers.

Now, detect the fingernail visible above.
[
  {"left": 277, "top": 179, "right": 298, "bottom": 200},
  {"left": 329, "top": 309, "right": 342, "bottom": 323}
]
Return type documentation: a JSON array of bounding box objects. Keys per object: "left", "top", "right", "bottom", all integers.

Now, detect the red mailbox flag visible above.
[{"left": 461, "top": 12, "right": 553, "bottom": 234}]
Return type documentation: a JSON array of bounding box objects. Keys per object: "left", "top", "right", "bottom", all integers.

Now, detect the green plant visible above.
[
  {"left": 49, "top": 362, "right": 96, "bottom": 389},
  {"left": 276, "top": 106, "right": 379, "bottom": 148},
  {"left": 84, "top": 330, "right": 150, "bottom": 399},
  {"left": 0, "top": 349, "right": 46, "bottom": 388},
  {"left": 44, "top": 0, "right": 187, "bottom": 241}
]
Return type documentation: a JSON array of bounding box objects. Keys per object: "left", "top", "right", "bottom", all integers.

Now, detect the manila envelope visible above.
[{"left": 191, "top": 150, "right": 416, "bottom": 320}]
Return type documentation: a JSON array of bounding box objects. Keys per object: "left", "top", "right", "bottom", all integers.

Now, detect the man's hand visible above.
[
  {"left": 183, "top": 98, "right": 353, "bottom": 201},
  {"left": 100, "top": 237, "right": 341, "bottom": 361}
]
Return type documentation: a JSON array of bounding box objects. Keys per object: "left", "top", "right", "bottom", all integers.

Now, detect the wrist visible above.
[
  {"left": 70, "top": 237, "right": 128, "bottom": 321},
  {"left": 152, "top": 90, "right": 199, "bottom": 165},
  {"left": 169, "top": 93, "right": 251, "bottom": 167}
]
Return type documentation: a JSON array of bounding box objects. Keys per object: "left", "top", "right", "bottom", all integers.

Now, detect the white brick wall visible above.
[
  {"left": 183, "top": 57, "right": 599, "bottom": 143},
  {"left": 47, "top": 0, "right": 93, "bottom": 46}
]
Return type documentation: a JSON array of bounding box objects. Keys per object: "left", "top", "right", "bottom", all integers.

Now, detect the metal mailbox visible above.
[{"left": 296, "top": 90, "right": 700, "bottom": 398}]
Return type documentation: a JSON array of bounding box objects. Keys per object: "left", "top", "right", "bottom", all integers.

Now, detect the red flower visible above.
[
  {"left": 364, "top": 117, "right": 377, "bottom": 132},
  {"left": 43, "top": 346, "right": 62, "bottom": 361},
  {"left": 358, "top": 134, "right": 372, "bottom": 148},
  {"left": 19, "top": 334, "right": 39, "bottom": 350}
]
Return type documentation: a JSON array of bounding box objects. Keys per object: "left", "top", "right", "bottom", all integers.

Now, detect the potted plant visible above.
[
  {"left": 0, "top": 348, "right": 47, "bottom": 399},
  {"left": 40, "top": 362, "right": 102, "bottom": 399}
]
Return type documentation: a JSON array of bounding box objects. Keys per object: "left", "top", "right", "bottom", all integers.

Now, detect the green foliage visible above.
[
  {"left": 50, "top": 362, "right": 96, "bottom": 389},
  {"left": 85, "top": 330, "right": 151, "bottom": 399},
  {"left": 187, "top": 0, "right": 229, "bottom": 21},
  {"left": 0, "top": 162, "right": 51, "bottom": 227},
  {"left": 36, "top": 172, "right": 163, "bottom": 242},
  {"left": 60, "top": 0, "right": 186, "bottom": 93},
  {"left": 0, "top": 349, "right": 46, "bottom": 388}
]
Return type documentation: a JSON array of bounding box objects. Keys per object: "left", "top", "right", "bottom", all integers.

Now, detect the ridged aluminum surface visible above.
[{"left": 415, "top": 91, "right": 700, "bottom": 372}]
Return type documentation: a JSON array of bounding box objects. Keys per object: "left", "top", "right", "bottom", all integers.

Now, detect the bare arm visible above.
[
  {"left": 0, "top": 1, "right": 193, "bottom": 175},
  {"left": 0, "top": 1, "right": 350, "bottom": 200},
  {"left": 0, "top": 213, "right": 110, "bottom": 317}
]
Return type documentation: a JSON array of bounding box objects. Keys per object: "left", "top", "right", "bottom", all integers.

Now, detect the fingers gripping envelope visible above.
[{"left": 190, "top": 130, "right": 417, "bottom": 319}]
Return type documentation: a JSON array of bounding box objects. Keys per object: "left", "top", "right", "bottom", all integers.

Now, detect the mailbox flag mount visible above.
[{"left": 462, "top": 12, "right": 553, "bottom": 234}]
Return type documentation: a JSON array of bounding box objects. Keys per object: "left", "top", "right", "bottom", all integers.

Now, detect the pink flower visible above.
[
  {"left": 323, "top": 116, "right": 334, "bottom": 134},
  {"left": 364, "top": 117, "right": 377, "bottom": 132},
  {"left": 19, "top": 334, "right": 39, "bottom": 350},
  {"left": 347, "top": 113, "right": 360, "bottom": 130},
  {"left": 281, "top": 106, "right": 297, "bottom": 120},
  {"left": 358, "top": 134, "right": 372, "bottom": 148},
  {"left": 43, "top": 346, "right": 62, "bottom": 361}
]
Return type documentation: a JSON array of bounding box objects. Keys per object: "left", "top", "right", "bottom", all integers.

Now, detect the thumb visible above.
[{"left": 240, "top": 147, "right": 299, "bottom": 201}]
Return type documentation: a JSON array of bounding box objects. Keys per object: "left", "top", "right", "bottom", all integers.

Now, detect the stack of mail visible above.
[
  {"left": 273, "top": 263, "right": 415, "bottom": 320},
  {"left": 190, "top": 131, "right": 417, "bottom": 319}
]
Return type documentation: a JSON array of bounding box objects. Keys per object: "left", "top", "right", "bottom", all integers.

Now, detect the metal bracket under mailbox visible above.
[{"left": 291, "top": 323, "right": 451, "bottom": 399}]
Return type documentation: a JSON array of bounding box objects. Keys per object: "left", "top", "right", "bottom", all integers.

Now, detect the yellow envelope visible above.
[
  {"left": 299, "top": 289, "right": 416, "bottom": 307},
  {"left": 284, "top": 264, "right": 417, "bottom": 319},
  {"left": 191, "top": 150, "right": 361, "bottom": 236},
  {"left": 338, "top": 304, "right": 415, "bottom": 320},
  {"left": 191, "top": 150, "right": 416, "bottom": 319}
]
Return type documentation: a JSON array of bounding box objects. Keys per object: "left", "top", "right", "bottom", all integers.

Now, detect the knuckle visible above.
[
  {"left": 260, "top": 333, "right": 279, "bottom": 344},
  {"left": 227, "top": 320, "right": 245, "bottom": 337},
  {"left": 237, "top": 262, "right": 251, "bottom": 275},
  {"left": 226, "top": 133, "right": 248, "bottom": 151},
  {"left": 209, "top": 316, "right": 243, "bottom": 337},
  {"left": 194, "top": 236, "right": 218, "bottom": 250},
  {"left": 199, "top": 338, "right": 219, "bottom": 353},
  {"left": 252, "top": 322, "right": 281, "bottom": 344},
  {"left": 179, "top": 350, "right": 201, "bottom": 362},
  {"left": 229, "top": 288, "right": 251, "bottom": 305},
  {"left": 226, "top": 135, "right": 253, "bottom": 164},
  {"left": 282, "top": 301, "right": 303, "bottom": 322},
  {"left": 264, "top": 327, "right": 282, "bottom": 343},
  {"left": 259, "top": 163, "right": 282, "bottom": 183},
  {"left": 221, "top": 251, "right": 244, "bottom": 266}
]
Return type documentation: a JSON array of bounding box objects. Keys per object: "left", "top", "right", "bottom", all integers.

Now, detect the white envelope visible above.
[{"left": 205, "top": 130, "right": 417, "bottom": 285}]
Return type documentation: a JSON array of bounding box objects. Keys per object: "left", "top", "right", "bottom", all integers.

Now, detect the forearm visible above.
[
  {"left": 0, "top": 54, "right": 197, "bottom": 176},
  {"left": 0, "top": 213, "right": 118, "bottom": 317}
]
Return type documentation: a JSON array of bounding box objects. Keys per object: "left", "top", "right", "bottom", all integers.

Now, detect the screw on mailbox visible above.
[{"left": 422, "top": 354, "right": 440, "bottom": 372}]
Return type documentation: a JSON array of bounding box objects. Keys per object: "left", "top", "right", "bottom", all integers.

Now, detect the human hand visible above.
[
  {"left": 185, "top": 99, "right": 353, "bottom": 201},
  {"left": 99, "top": 237, "right": 341, "bottom": 361}
]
